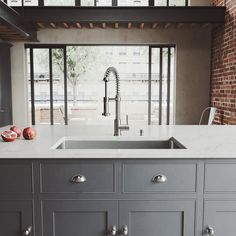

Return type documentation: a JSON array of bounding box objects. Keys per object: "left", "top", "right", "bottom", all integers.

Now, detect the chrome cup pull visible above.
[
  {"left": 152, "top": 174, "right": 167, "bottom": 183},
  {"left": 120, "top": 225, "right": 128, "bottom": 235},
  {"left": 71, "top": 174, "right": 86, "bottom": 183},
  {"left": 206, "top": 226, "right": 215, "bottom": 235},
  {"left": 109, "top": 225, "right": 117, "bottom": 235},
  {"left": 23, "top": 226, "right": 32, "bottom": 235}
]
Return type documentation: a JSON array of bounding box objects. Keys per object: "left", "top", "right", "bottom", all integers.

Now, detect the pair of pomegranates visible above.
[{"left": 1, "top": 126, "right": 37, "bottom": 142}]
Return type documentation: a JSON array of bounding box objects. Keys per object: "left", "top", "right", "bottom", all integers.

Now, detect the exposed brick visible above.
[{"left": 211, "top": 0, "right": 236, "bottom": 125}]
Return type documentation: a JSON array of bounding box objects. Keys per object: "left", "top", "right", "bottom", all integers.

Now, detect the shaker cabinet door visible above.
[
  {"left": 119, "top": 200, "right": 195, "bottom": 236},
  {"left": 42, "top": 200, "right": 118, "bottom": 236},
  {"left": 204, "top": 201, "right": 236, "bottom": 236},
  {"left": 0, "top": 200, "right": 33, "bottom": 236}
]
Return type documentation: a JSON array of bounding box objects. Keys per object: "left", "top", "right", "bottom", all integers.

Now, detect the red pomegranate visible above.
[
  {"left": 1, "top": 130, "right": 18, "bottom": 142},
  {"left": 10, "top": 126, "right": 22, "bottom": 138},
  {"left": 23, "top": 127, "right": 37, "bottom": 140}
]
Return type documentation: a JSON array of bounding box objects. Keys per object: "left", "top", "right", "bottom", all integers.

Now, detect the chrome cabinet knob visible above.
[
  {"left": 109, "top": 225, "right": 117, "bottom": 235},
  {"left": 23, "top": 226, "right": 32, "bottom": 235},
  {"left": 206, "top": 226, "right": 215, "bottom": 235},
  {"left": 71, "top": 174, "right": 86, "bottom": 183},
  {"left": 152, "top": 174, "right": 167, "bottom": 183},
  {"left": 120, "top": 225, "right": 128, "bottom": 235}
]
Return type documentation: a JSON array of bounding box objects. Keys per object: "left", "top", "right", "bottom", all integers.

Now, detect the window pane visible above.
[
  {"left": 52, "top": 49, "right": 65, "bottom": 125},
  {"left": 44, "top": 0, "right": 75, "bottom": 6},
  {"left": 169, "top": 0, "right": 186, "bottom": 6},
  {"left": 96, "top": 0, "right": 112, "bottom": 6},
  {"left": 162, "top": 48, "right": 169, "bottom": 124},
  {"left": 32, "top": 49, "right": 50, "bottom": 125},
  {"left": 151, "top": 48, "right": 160, "bottom": 125},
  {"left": 7, "top": 0, "right": 38, "bottom": 6},
  {"left": 64, "top": 46, "right": 148, "bottom": 126},
  {"left": 81, "top": 0, "right": 94, "bottom": 6},
  {"left": 170, "top": 47, "right": 175, "bottom": 124},
  {"left": 155, "top": 0, "right": 167, "bottom": 6},
  {"left": 118, "top": 0, "right": 148, "bottom": 6}
]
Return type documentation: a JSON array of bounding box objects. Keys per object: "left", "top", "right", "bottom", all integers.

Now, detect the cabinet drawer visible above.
[
  {"left": 205, "top": 163, "right": 236, "bottom": 192},
  {"left": 0, "top": 163, "right": 33, "bottom": 193},
  {"left": 40, "top": 162, "right": 115, "bottom": 193},
  {"left": 123, "top": 163, "right": 196, "bottom": 193}
]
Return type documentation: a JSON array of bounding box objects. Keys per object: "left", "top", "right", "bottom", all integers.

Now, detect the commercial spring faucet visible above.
[{"left": 102, "top": 67, "right": 129, "bottom": 136}]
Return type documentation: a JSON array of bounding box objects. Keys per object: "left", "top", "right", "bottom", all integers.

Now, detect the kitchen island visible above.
[{"left": 0, "top": 125, "right": 236, "bottom": 236}]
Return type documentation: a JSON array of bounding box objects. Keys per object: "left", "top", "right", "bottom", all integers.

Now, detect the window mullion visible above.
[
  {"left": 159, "top": 48, "right": 163, "bottom": 125},
  {"left": 49, "top": 48, "right": 54, "bottom": 125},
  {"left": 75, "top": 0, "right": 81, "bottom": 6},
  {"left": 148, "top": 46, "right": 152, "bottom": 125},
  {"left": 167, "top": 47, "right": 171, "bottom": 125},
  {"left": 63, "top": 48, "right": 68, "bottom": 125},
  {"left": 30, "top": 48, "right": 35, "bottom": 125}
]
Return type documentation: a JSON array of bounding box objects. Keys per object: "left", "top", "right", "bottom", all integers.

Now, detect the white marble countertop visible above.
[{"left": 0, "top": 125, "right": 235, "bottom": 159}]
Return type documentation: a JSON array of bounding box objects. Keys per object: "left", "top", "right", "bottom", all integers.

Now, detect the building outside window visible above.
[{"left": 118, "top": 0, "right": 148, "bottom": 6}]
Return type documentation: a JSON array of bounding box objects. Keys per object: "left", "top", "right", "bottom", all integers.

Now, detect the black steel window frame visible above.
[
  {"left": 26, "top": 44, "right": 175, "bottom": 126},
  {"left": 148, "top": 46, "right": 173, "bottom": 125},
  {"left": 27, "top": 45, "right": 67, "bottom": 125},
  {"left": 19, "top": 0, "right": 188, "bottom": 7}
]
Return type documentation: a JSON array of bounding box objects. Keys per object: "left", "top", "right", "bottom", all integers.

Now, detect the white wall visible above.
[{"left": 11, "top": 26, "right": 212, "bottom": 125}]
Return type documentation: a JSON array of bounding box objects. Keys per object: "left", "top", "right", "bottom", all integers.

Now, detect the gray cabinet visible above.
[
  {"left": 0, "top": 163, "right": 33, "bottom": 194},
  {"left": 1, "top": 159, "right": 236, "bottom": 236},
  {"left": 40, "top": 162, "right": 115, "bottom": 193},
  {"left": 204, "top": 201, "right": 236, "bottom": 236},
  {"left": 123, "top": 163, "right": 196, "bottom": 193},
  {"left": 119, "top": 200, "right": 195, "bottom": 236},
  {"left": 0, "top": 200, "right": 33, "bottom": 236},
  {"left": 0, "top": 41, "right": 12, "bottom": 127},
  {"left": 205, "top": 163, "right": 236, "bottom": 193},
  {"left": 42, "top": 200, "right": 118, "bottom": 236}
]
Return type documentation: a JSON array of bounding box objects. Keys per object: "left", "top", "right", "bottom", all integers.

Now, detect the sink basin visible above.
[{"left": 55, "top": 137, "right": 186, "bottom": 150}]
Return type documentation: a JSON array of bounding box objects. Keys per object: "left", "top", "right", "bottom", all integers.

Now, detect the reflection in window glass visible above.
[
  {"left": 44, "top": 0, "right": 74, "bottom": 6},
  {"left": 118, "top": 0, "right": 148, "bottom": 6},
  {"left": 7, "top": 0, "right": 38, "bottom": 6},
  {"left": 96, "top": 0, "right": 112, "bottom": 6},
  {"left": 81, "top": 0, "right": 94, "bottom": 6},
  {"left": 169, "top": 0, "right": 186, "bottom": 6},
  {"left": 155, "top": 0, "right": 187, "bottom": 6},
  {"left": 154, "top": 0, "right": 167, "bottom": 6}
]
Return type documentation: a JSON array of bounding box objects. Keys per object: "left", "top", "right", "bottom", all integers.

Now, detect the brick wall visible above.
[{"left": 211, "top": 0, "right": 236, "bottom": 124}]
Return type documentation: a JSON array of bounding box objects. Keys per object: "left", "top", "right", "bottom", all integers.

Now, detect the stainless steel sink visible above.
[{"left": 55, "top": 137, "right": 186, "bottom": 150}]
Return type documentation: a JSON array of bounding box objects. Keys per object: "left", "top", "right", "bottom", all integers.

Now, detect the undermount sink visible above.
[{"left": 55, "top": 137, "right": 186, "bottom": 150}]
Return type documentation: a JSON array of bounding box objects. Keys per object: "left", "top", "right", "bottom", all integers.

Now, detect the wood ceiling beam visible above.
[
  {"left": 152, "top": 23, "right": 158, "bottom": 29},
  {"left": 76, "top": 22, "right": 81, "bottom": 28},
  {"left": 102, "top": 23, "right": 106, "bottom": 29},
  {"left": 140, "top": 23, "right": 145, "bottom": 29},
  {"left": 177, "top": 23, "right": 184, "bottom": 28},
  {"left": 164, "top": 23, "right": 171, "bottom": 29},
  {"left": 36, "top": 22, "right": 44, "bottom": 28},
  {"left": 50, "top": 22, "right": 56, "bottom": 28},
  {"left": 63, "top": 22, "right": 69, "bottom": 28},
  {"left": 114, "top": 22, "right": 119, "bottom": 29}
]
